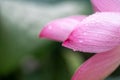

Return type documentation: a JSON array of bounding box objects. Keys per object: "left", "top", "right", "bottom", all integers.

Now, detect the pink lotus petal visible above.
[
  {"left": 69, "top": 15, "right": 87, "bottom": 21},
  {"left": 91, "top": 0, "right": 120, "bottom": 12},
  {"left": 72, "top": 46, "right": 120, "bottom": 80},
  {"left": 63, "top": 12, "right": 120, "bottom": 53},
  {"left": 40, "top": 16, "right": 86, "bottom": 42}
]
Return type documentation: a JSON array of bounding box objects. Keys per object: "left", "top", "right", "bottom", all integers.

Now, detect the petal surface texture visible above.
[
  {"left": 40, "top": 16, "right": 86, "bottom": 42},
  {"left": 72, "top": 46, "right": 120, "bottom": 80},
  {"left": 63, "top": 12, "right": 120, "bottom": 53},
  {"left": 91, "top": 0, "right": 120, "bottom": 12}
]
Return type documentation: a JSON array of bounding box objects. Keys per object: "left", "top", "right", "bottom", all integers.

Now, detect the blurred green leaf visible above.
[
  {"left": 62, "top": 50, "right": 84, "bottom": 75},
  {"left": 0, "top": 1, "right": 93, "bottom": 80}
]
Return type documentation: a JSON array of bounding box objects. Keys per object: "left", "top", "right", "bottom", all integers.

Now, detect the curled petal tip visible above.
[
  {"left": 39, "top": 27, "right": 46, "bottom": 38},
  {"left": 39, "top": 24, "right": 63, "bottom": 42},
  {"left": 39, "top": 16, "right": 86, "bottom": 42}
]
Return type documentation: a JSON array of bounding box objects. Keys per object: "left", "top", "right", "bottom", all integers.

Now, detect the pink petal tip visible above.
[{"left": 39, "top": 16, "right": 86, "bottom": 42}]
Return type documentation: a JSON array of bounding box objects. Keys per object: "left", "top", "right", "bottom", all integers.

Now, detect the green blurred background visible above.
[{"left": 0, "top": 0, "right": 120, "bottom": 80}]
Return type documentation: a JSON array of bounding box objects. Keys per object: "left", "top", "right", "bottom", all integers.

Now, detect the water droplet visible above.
[
  {"left": 84, "top": 24, "right": 89, "bottom": 26},
  {"left": 83, "top": 32, "right": 87, "bottom": 35},
  {"left": 73, "top": 49, "right": 77, "bottom": 51},
  {"left": 79, "top": 40, "right": 83, "bottom": 43},
  {"left": 48, "top": 26, "right": 52, "bottom": 30}
]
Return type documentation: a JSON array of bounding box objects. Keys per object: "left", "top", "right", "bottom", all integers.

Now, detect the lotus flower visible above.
[{"left": 39, "top": 0, "right": 120, "bottom": 80}]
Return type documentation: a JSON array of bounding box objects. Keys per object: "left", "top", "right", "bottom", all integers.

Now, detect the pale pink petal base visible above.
[
  {"left": 63, "top": 12, "right": 120, "bottom": 53},
  {"left": 91, "top": 0, "right": 120, "bottom": 12},
  {"left": 72, "top": 46, "right": 120, "bottom": 80},
  {"left": 40, "top": 16, "right": 86, "bottom": 42}
]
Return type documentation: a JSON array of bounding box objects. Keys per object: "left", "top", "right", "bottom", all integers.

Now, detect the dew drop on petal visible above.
[
  {"left": 73, "top": 49, "right": 77, "bottom": 51},
  {"left": 83, "top": 32, "right": 87, "bottom": 35},
  {"left": 79, "top": 40, "right": 83, "bottom": 43},
  {"left": 48, "top": 26, "right": 52, "bottom": 30}
]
